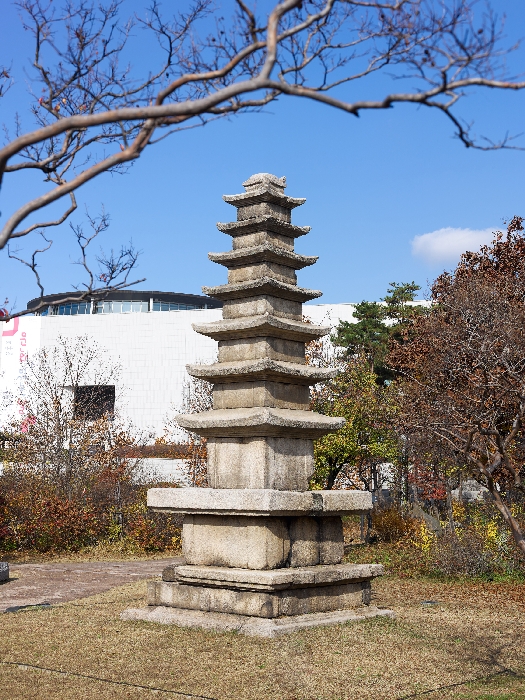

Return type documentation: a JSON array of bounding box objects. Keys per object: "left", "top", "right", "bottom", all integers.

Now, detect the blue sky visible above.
[{"left": 1, "top": 0, "right": 525, "bottom": 313}]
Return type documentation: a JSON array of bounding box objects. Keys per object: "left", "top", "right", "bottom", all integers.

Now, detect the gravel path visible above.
[{"left": 0, "top": 558, "right": 183, "bottom": 612}]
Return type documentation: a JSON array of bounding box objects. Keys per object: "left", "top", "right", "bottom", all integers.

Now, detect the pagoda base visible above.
[
  {"left": 121, "top": 606, "right": 394, "bottom": 638},
  {"left": 140, "top": 563, "right": 384, "bottom": 620},
  {"left": 148, "top": 578, "right": 369, "bottom": 618}
]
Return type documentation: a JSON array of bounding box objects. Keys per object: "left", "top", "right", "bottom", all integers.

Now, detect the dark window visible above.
[
  {"left": 42, "top": 301, "right": 91, "bottom": 316},
  {"left": 74, "top": 385, "right": 115, "bottom": 420},
  {"left": 152, "top": 300, "right": 204, "bottom": 311},
  {"left": 94, "top": 300, "right": 148, "bottom": 314}
]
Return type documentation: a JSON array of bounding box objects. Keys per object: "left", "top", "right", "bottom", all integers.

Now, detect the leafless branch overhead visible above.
[
  {"left": 2, "top": 208, "right": 144, "bottom": 322},
  {"left": 1, "top": 1, "right": 524, "bottom": 258}
]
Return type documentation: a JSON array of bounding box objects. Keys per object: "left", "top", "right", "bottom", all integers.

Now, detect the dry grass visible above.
[
  {"left": 1, "top": 575, "right": 524, "bottom": 699},
  {"left": 2, "top": 540, "right": 181, "bottom": 564}
]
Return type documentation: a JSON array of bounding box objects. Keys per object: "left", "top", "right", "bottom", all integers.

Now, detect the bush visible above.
[
  {"left": 126, "top": 512, "right": 182, "bottom": 552},
  {"left": 1, "top": 488, "right": 103, "bottom": 552},
  {"left": 345, "top": 500, "right": 525, "bottom": 579},
  {"left": 431, "top": 529, "right": 498, "bottom": 577},
  {"left": 373, "top": 506, "right": 418, "bottom": 543},
  {"left": 0, "top": 471, "right": 182, "bottom": 555}
]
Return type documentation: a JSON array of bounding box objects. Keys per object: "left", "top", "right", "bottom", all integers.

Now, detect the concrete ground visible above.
[{"left": 0, "top": 558, "right": 183, "bottom": 612}]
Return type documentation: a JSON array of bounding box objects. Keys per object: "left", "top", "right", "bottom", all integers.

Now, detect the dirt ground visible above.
[
  {"left": 1, "top": 573, "right": 524, "bottom": 699},
  {"left": 0, "top": 557, "right": 183, "bottom": 611}
]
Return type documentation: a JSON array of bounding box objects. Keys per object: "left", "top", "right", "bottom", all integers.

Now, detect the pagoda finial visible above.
[{"left": 242, "top": 173, "right": 286, "bottom": 193}]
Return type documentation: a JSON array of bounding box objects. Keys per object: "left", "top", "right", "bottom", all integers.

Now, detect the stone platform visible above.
[
  {"left": 121, "top": 605, "right": 394, "bottom": 638},
  {"left": 146, "top": 562, "right": 384, "bottom": 618}
]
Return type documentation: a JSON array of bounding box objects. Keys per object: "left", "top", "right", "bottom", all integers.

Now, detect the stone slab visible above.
[
  {"left": 176, "top": 407, "right": 345, "bottom": 438},
  {"left": 183, "top": 514, "right": 291, "bottom": 569},
  {"left": 218, "top": 337, "right": 305, "bottom": 364},
  {"left": 164, "top": 563, "right": 385, "bottom": 590},
  {"left": 212, "top": 380, "right": 310, "bottom": 411},
  {"left": 222, "top": 295, "right": 303, "bottom": 321},
  {"left": 121, "top": 605, "right": 394, "bottom": 638},
  {"left": 0, "top": 562, "right": 9, "bottom": 582},
  {"left": 209, "top": 245, "right": 317, "bottom": 270},
  {"left": 217, "top": 216, "right": 310, "bottom": 239},
  {"left": 223, "top": 187, "right": 305, "bottom": 210},
  {"left": 203, "top": 277, "right": 322, "bottom": 303},
  {"left": 207, "top": 436, "right": 314, "bottom": 490},
  {"left": 148, "top": 488, "right": 372, "bottom": 516},
  {"left": 148, "top": 578, "right": 370, "bottom": 617},
  {"left": 181, "top": 515, "right": 344, "bottom": 569}
]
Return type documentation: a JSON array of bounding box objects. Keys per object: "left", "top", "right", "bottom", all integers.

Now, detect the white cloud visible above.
[{"left": 411, "top": 227, "right": 497, "bottom": 265}]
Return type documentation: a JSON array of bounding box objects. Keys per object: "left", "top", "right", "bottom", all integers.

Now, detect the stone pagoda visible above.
[{"left": 122, "top": 174, "right": 391, "bottom": 636}]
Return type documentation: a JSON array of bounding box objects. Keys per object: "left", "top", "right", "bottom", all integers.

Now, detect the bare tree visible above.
[
  {"left": 162, "top": 375, "right": 213, "bottom": 487},
  {"left": 2, "top": 0, "right": 525, "bottom": 319},
  {"left": 2, "top": 334, "right": 143, "bottom": 500},
  {"left": 389, "top": 217, "right": 525, "bottom": 556},
  {"left": 5, "top": 208, "right": 144, "bottom": 318}
]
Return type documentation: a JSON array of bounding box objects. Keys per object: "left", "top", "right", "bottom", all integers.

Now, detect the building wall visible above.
[{"left": 0, "top": 303, "right": 357, "bottom": 437}]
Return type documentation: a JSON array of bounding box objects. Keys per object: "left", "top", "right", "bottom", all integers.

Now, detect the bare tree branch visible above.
[
  {"left": 2, "top": 208, "right": 144, "bottom": 322},
  {"left": 0, "top": 65, "right": 13, "bottom": 98},
  {"left": 1, "top": 0, "right": 525, "bottom": 306},
  {"left": 8, "top": 232, "right": 53, "bottom": 297},
  {"left": 10, "top": 193, "right": 77, "bottom": 239}
]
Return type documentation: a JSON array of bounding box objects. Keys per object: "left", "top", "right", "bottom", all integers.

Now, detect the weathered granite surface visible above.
[
  {"left": 0, "top": 562, "right": 9, "bottom": 582},
  {"left": 181, "top": 514, "right": 344, "bottom": 569},
  {"left": 148, "top": 488, "right": 372, "bottom": 515},
  {"left": 148, "top": 579, "right": 368, "bottom": 617},
  {"left": 176, "top": 407, "right": 345, "bottom": 438},
  {"left": 121, "top": 606, "right": 394, "bottom": 638},
  {"left": 163, "top": 562, "right": 385, "bottom": 588},
  {"left": 192, "top": 315, "right": 330, "bottom": 342}
]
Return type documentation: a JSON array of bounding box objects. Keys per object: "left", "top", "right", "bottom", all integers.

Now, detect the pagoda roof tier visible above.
[
  {"left": 209, "top": 245, "right": 317, "bottom": 270},
  {"left": 203, "top": 277, "right": 322, "bottom": 303},
  {"left": 223, "top": 187, "right": 305, "bottom": 210},
  {"left": 148, "top": 489, "right": 373, "bottom": 517},
  {"left": 176, "top": 407, "right": 345, "bottom": 439},
  {"left": 217, "top": 217, "right": 310, "bottom": 238},
  {"left": 192, "top": 314, "right": 330, "bottom": 342},
  {"left": 186, "top": 358, "right": 336, "bottom": 385}
]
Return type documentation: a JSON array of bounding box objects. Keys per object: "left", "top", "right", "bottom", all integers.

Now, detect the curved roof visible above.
[{"left": 26, "top": 290, "right": 222, "bottom": 312}]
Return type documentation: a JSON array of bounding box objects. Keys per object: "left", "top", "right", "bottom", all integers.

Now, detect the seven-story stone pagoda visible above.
[{"left": 122, "top": 174, "right": 392, "bottom": 636}]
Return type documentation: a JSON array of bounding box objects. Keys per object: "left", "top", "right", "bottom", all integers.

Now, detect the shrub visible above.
[
  {"left": 1, "top": 488, "right": 103, "bottom": 552},
  {"left": 373, "top": 506, "right": 418, "bottom": 543},
  {"left": 431, "top": 529, "right": 498, "bottom": 577},
  {"left": 0, "top": 471, "right": 183, "bottom": 555}
]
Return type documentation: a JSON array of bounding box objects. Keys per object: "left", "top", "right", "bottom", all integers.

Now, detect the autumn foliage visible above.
[
  {"left": 389, "top": 217, "right": 525, "bottom": 556},
  {"left": 0, "top": 337, "right": 181, "bottom": 554}
]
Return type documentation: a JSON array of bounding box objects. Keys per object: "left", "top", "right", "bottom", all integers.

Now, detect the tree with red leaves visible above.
[{"left": 390, "top": 217, "right": 525, "bottom": 555}]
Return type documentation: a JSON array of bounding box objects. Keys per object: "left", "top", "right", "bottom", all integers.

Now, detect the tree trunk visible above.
[
  {"left": 489, "top": 484, "right": 525, "bottom": 556},
  {"left": 326, "top": 459, "right": 341, "bottom": 490},
  {"left": 445, "top": 478, "right": 455, "bottom": 533},
  {"left": 364, "top": 511, "right": 373, "bottom": 544}
]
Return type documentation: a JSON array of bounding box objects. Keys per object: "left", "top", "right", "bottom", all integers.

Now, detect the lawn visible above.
[{"left": 1, "top": 574, "right": 524, "bottom": 699}]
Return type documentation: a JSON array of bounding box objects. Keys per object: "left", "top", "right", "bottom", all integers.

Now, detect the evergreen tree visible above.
[{"left": 333, "top": 282, "right": 425, "bottom": 384}]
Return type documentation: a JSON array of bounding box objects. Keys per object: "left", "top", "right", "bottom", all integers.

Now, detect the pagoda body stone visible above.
[{"left": 122, "top": 174, "right": 392, "bottom": 636}]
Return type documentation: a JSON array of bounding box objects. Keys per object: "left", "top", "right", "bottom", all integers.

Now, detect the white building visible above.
[{"left": 0, "top": 291, "right": 358, "bottom": 440}]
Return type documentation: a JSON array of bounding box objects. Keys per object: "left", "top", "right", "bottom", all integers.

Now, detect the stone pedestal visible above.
[{"left": 122, "top": 174, "right": 392, "bottom": 635}]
